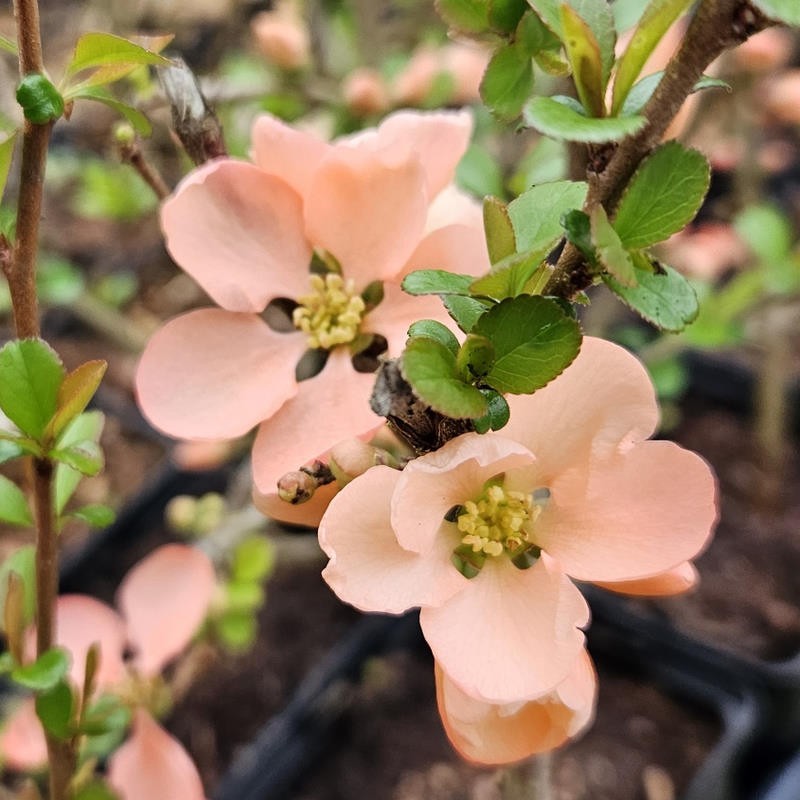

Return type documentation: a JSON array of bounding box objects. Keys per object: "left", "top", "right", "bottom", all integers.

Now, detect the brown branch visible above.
[
  {"left": 543, "top": 0, "right": 770, "bottom": 300},
  {"left": 118, "top": 138, "right": 171, "bottom": 201}
]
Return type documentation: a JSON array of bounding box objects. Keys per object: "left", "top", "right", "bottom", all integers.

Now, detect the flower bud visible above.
[
  {"left": 343, "top": 68, "right": 390, "bottom": 117},
  {"left": 251, "top": 2, "right": 310, "bottom": 71},
  {"left": 277, "top": 470, "right": 317, "bottom": 504}
]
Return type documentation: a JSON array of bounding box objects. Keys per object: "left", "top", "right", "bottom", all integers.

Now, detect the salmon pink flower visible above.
[
  {"left": 136, "top": 110, "right": 488, "bottom": 522},
  {"left": 0, "top": 545, "right": 214, "bottom": 795},
  {"left": 319, "top": 337, "right": 717, "bottom": 758}
]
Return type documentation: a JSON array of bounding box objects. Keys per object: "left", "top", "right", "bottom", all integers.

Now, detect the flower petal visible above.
[
  {"left": 424, "top": 185, "right": 484, "bottom": 233},
  {"left": 251, "top": 348, "right": 383, "bottom": 493},
  {"left": 399, "top": 222, "right": 490, "bottom": 280},
  {"left": 503, "top": 337, "right": 660, "bottom": 481},
  {"left": 595, "top": 562, "right": 698, "bottom": 596},
  {"left": 162, "top": 160, "right": 311, "bottom": 312},
  {"left": 320, "top": 466, "right": 466, "bottom": 613},
  {"left": 253, "top": 481, "right": 339, "bottom": 528},
  {"left": 540, "top": 441, "right": 717, "bottom": 582},
  {"left": 117, "top": 545, "right": 216, "bottom": 676},
  {"left": 421, "top": 555, "right": 589, "bottom": 703},
  {"left": 391, "top": 433, "right": 535, "bottom": 555},
  {"left": 0, "top": 699, "right": 47, "bottom": 771},
  {"left": 250, "top": 114, "right": 330, "bottom": 197},
  {"left": 107, "top": 710, "right": 206, "bottom": 800},
  {"left": 374, "top": 110, "right": 473, "bottom": 199},
  {"left": 305, "top": 146, "right": 428, "bottom": 286},
  {"left": 136, "top": 309, "right": 305, "bottom": 441},
  {"left": 435, "top": 650, "right": 596, "bottom": 765}
]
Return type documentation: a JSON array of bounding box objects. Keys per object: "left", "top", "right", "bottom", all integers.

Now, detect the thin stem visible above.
[
  {"left": 544, "top": 0, "right": 769, "bottom": 300},
  {"left": 500, "top": 755, "right": 554, "bottom": 800},
  {"left": 118, "top": 139, "right": 171, "bottom": 201}
]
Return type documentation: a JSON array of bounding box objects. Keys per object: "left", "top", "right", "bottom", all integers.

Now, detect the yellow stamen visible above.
[{"left": 293, "top": 273, "right": 366, "bottom": 350}]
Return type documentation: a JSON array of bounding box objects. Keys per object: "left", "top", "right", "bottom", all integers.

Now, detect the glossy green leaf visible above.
[
  {"left": 232, "top": 536, "right": 275, "bottom": 583},
  {"left": 50, "top": 440, "right": 103, "bottom": 476},
  {"left": 489, "top": 0, "right": 529, "bottom": 32},
  {"left": 613, "top": 0, "right": 647, "bottom": 31},
  {"left": 480, "top": 41, "right": 534, "bottom": 120},
  {"left": 16, "top": 74, "right": 64, "bottom": 124},
  {"left": 0, "top": 546, "right": 36, "bottom": 632},
  {"left": 0, "top": 132, "right": 17, "bottom": 204},
  {"left": 0, "top": 439, "right": 24, "bottom": 464},
  {"left": 408, "top": 319, "right": 461, "bottom": 355},
  {"left": 523, "top": 96, "right": 646, "bottom": 142},
  {"left": 508, "top": 179, "right": 588, "bottom": 252},
  {"left": 65, "top": 32, "right": 171, "bottom": 77},
  {"left": 751, "top": 0, "right": 800, "bottom": 24},
  {"left": 401, "top": 337, "right": 489, "bottom": 418},
  {"left": 443, "top": 294, "right": 492, "bottom": 333},
  {"left": 12, "top": 647, "right": 70, "bottom": 691},
  {"left": 620, "top": 72, "right": 729, "bottom": 116},
  {"left": 484, "top": 197, "right": 516, "bottom": 265},
  {"left": 69, "top": 504, "right": 116, "bottom": 527},
  {"left": 611, "top": 0, "right": 693, "bottom": 115},
  {"left": 456, "top": 333, "right": 496, "bottom": 380},
  {"left": 35, "top": 679, "right": 74, "bottom": 739},
  {"left": 561, "top": 208, "right": 597, "bottom": 264},
  {"left": 613, "top": 141, "right": 710, "bottom": 249},
  {"left": 435, "top": 0, "right": 491, "bottom": 33},
  {"left": 472, "top": 389, "right": 511, "bottom": 433},
  {"left": 0, "top": 474, "right": 32, "bottom": 526},
  {"left": 55, "top": 411, "right": 104, "bottom": 515},
  {"left": 0, "top": 338, "right": 64, "bottom": 440},
  {"left": 473, "top": 295, "right": 582, "bottom": 393},
  {"left": 46, "top": 360, "right": 107, "bottom": 442},
  {"left": 79, "top": 696, "right": 130, "bottom": 759},
  {"left": 591, "top": 205, "right": 637, "bottom": 286},
  {"left": 68, "top": 87, "right": 152, "bottom": 136},
  {"left": 560, "top": 3, "right": 604, "bottom": 116},
  {"left": 470, "top": 247, "right": 549, "bottom": 299},
  {"left": 402, "top": 270, "right": 475, "bottom": 296},
  {"left": 516, "top": 10, "right": 562, "bottom": 55},
  {"left": 603, "top": 253, "right": 699, "bottom": 332}
]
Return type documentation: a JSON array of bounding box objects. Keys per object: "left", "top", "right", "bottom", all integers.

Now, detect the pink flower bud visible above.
[
  {"left": 277, "top": 469, "right": 318, "bottom": 503},
  {"left": 764, "top": 70, "right": 800, "bottom": 125},
  {"left": 251, "top": 2, "right": 310, "bottom": 71},
  {"left": 343, "top": 68, "right": 390, "bottom": 117}
]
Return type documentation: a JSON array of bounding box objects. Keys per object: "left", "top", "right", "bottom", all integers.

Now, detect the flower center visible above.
[
  {"left": 292, "top": 273, "right": 366, "bottom": 350},
  {"left": 450, "top": 481, "right": 547, "bottom": 578}
]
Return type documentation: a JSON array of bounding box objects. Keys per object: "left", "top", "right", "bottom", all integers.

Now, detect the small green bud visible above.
[
  {"left": 113, "top": 121, "right": 136, "bottom": 146},
  {"left": 16, "top": 74, "right": 64, "bottom": 124},
  {"left": 456, "top": 334, "right": 495, "bottom": 380}
]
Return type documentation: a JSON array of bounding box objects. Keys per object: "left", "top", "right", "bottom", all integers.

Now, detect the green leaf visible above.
[
  {"left": 216, "top": 610, "right": 258, "bottom": 652},
  {"left": 523, "top": 96, "right": 646, "bottom": 143},
  {"left": 734, "top": 203, "right": 792, "bottom": 264},
  {"left": 647, "top": 357, "right": 688, "bottom": 401},
  {"left": 0, "top": 34, "right": 17, "bottom": 55},
  {"left": 232, "top": 536, "right": 275, "bottom": 583},
  {"left": 591, "top": 205, "right": 637, "bottom": 286},
  {"left": 751, "top": 0, "right": 800, "bottom": 25},
  {"left": 69, "top": 504, "right": 116, "bottom": 527},
  {"left": 508, "top": 136, "right": 567, "bottom": 194},
  {"left": 79, "top": 696, "right": 130, "bottom": 759},
  {"left": 473, "top": 296, "right": 582, "bottom": 393},
  {"left": 443, "top": 294, "right": 492, "bottom": 333},
  {"left": 473, "top": 389, "right": 511, "bottom": 433},
  {"left": 401, "top": 338, "right": 489, "bottom": 418},
  {"left": 603, "top": 253, "right": 699, "bottom": 332},
  {"left": 516, "top": 10, "right": 562, "bottom": 55},
  {"left": 560, "top": 3, "right": 605, "bottom": 116},
  {"left": 38, "top": 256, "right": 86, "bottom": 306},
  {"left": 0, "top": 439, "right": 24, "bottom": 464},
  {"left": 0, "top": 474, "right": 32, "bottom": 526},
  {"left": 489, "top": 0, "right": 529, "bottom": 32},
  {"left": 470, "top": 247, "right": 549, "bottom": 299},
  {"left": 12, "top": 647, "right": 70, "bottom": 691},
  {"left": 620, "top": 72, "right": 729, "bottom": 116},
  {"left": 45, "top": 360, "right": 107, "bottom": 442},
  {"left": 68, "top": 87, "right": 152, "bottom": 136},
  {"left": 35, "top": 679, "right": 74, "bottom": 739},
  {"left": 613, "top": 0, "right": 647, "bottom": 31},
  {"left": 484, "top": 197, "right": 516, "bottom": 265},
  {"left": 225, "top": 581, "right": 265, "bottom": 613},
  {"left": 456, "top": 144, "right": 505, "bottom": 198},
  {"left": 16, "top": 74, "right": 64, "bottom": 124},
  {"left": 611, "top": 0, "right": 693, "bottom": 115},
  {"left": 0, "top": 338, "right": 65, "bottom": 440},
  {"left": 0, "top": 132, "right": 17, "bottom": 204},
  {"left": 507, "top": 180, "right": 588, "bottom": 252},
  {"left": 73, "top": 781, "right": 120, "bottom": 800},
  {"left": 407, "top": 319, "right": 461, "bottom": 355},
  {"left": 402, "top": 270, "right": 475, "bottom": 296},
  {"left": 65, "top": 32, "right": 171, "bottom": 77},
  {"left": 612, "top": 141, "right": 710, "bottom": 249},
  {"left": 50, "top": 440, "right": 104, "bottom": 476},
  {"left": 456, "top": 334, "right": 496, "bottom": 380},
  {"left": 435, "top": 0, "right": 491, "bottom": 33},
  {"left": 55, "top": 411, "right": 104, "bottom": 515},
  {"left": 561, "top": 208, "right": 596, "bottom": 264},
  {"left": 0, "top": 546, "right": 36, "bottom": 633},
  {"left": 480, "top": 41, "right": 534, "bottom": 120}
]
